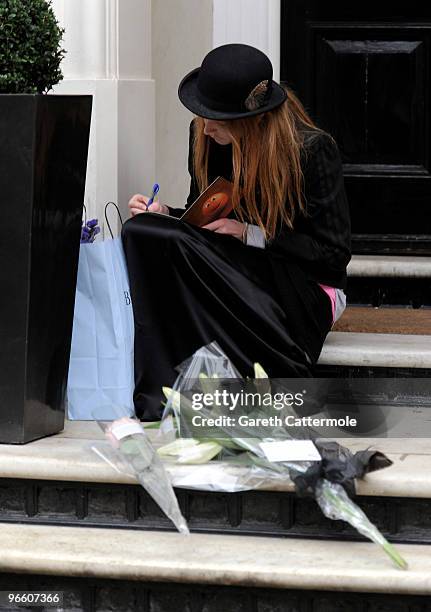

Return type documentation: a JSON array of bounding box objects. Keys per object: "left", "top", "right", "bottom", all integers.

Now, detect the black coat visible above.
[
  {"left": 124, "top": 123, "right": 347, "bottom": 419},
  {"left": 169, "top": 121, "right": 351, "bottom": 290}
]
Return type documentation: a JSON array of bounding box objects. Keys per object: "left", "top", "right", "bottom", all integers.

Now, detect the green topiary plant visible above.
[{"left": 0, "top": 0, "right": 66, "bottom": 94}]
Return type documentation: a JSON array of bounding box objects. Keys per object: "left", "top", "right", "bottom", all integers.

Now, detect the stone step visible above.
[
  {"left": 345, "top": 255, "right": 431, "bottom": 307},
  {"left": 347, "top": 255, "right": 431, "bottom": 278},
  {"left": 318, "top": 331, "right": 431, "bottom": 370},
  {"left": 333, "top": 306, "right": 431, "bottom": 335},
  {"left": 0, "top": 522, "right": 430, "bottom": 611},
  {"left": 0, "top": 421, "right": 430, "bottom": 543}
]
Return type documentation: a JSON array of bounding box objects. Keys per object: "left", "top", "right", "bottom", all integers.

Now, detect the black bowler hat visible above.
[{"left": 178, "top": 44, "right": 287, "bottom": 120}]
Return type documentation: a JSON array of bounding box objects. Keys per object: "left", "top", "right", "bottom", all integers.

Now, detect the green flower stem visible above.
[{"left": 317, "top": 479, "right": 408, "bottom": 570}]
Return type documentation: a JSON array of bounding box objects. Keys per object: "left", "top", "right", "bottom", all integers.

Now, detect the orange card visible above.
[{"left": 180, "top": 176, "right": 234, "bottom": 227}]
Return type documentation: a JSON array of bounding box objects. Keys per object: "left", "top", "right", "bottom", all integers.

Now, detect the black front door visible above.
[{"left": 281, "top": 1, "right": 431, "bottom": 254}]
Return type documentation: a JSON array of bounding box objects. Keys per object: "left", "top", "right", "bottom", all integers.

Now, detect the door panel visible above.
[{"left": 281, "top": 1, "right": 431, "bottom": 254}]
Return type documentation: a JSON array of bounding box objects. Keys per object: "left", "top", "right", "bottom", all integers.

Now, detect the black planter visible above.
[{"left": 0, "top": 95, "right": 92, "bottom": 443}]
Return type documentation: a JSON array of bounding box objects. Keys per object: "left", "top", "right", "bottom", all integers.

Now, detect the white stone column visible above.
[
  {"left": 212, "top": 0, "right": 281, "bottom": 80},
  {"left": 51, "top": 0, "right": 155, "bottom": 234}
]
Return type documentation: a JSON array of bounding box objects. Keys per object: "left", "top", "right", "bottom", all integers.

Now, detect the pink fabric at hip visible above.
[{"left": 318, "top": 284, "right": 336, "bottom": 323}]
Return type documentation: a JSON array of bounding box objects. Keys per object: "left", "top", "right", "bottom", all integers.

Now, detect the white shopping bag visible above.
[{"left": 67, "top": 231, "right": 135, "bottom": 420}]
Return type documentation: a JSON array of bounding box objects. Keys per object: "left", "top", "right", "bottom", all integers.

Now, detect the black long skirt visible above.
[{"left": 121, "top": 213, "right": 333, "bottom": 421}]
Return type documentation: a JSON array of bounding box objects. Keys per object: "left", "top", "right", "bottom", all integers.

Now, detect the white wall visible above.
[
  {"left": 51, "top": 0, "right": 281, "bottom": 221},
  {"left": 151, "top": 0, "right": 213, "bottom": 209}
]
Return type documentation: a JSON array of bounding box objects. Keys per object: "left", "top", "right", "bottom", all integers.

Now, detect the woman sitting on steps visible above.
[{"left": 123, "top": 43, "right": 351, "bottom": 421}]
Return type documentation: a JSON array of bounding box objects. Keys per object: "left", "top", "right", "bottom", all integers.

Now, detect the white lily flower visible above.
[
  {"left": 254, "top": 362, "right": 268, "bottom": 378},
  {"left": 176, "top": 441, "right": 223, "bottom": 464},
  {"left": 157, "top": 438, "right": 200, "bottom": 457}
]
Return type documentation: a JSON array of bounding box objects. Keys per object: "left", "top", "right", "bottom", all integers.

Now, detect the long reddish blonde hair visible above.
[{"left": 192, "top": 87, "right": 323, "bottom": 240}]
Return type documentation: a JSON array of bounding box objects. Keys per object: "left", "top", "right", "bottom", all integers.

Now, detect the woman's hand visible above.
[
  {"left": 202, "top": 218, "right": 245, "bottom": 240},
  {"left": 128, "top": 194, "right": 170, "bottom": 217}
]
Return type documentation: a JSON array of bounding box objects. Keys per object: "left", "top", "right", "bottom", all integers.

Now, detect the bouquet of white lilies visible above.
[{"left": 156, "top": 342, "right": 407, "bottom": 570}]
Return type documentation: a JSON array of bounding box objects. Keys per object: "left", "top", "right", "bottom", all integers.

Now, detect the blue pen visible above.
[{"left": 146, "top": 183, "right": 160, "bottom": 210}]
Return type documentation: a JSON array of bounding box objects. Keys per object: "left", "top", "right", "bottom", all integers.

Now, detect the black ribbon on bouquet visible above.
[{"left": 290, "top": 440, "right": 393, "bottom": 498}]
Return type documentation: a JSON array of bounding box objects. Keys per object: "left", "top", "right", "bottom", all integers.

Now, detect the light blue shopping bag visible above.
[{"left": 67, "top": 209, "right": 135, "bottom": 420}]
